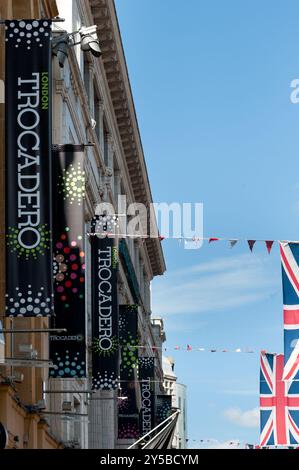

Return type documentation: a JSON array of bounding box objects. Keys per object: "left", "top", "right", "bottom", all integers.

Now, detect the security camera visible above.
[
  {"left": 79, "top": 25, "right": 101, "bottom": 58},
  {"left": 52, "top": 37, "right": 68, "bottom": 68},
  {"left": 52, "top": 24, "right": 101, "bottom": 69}
]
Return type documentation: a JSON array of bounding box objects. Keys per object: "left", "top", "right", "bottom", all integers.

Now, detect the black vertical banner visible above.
[
  {"left": 49, "top": 144, "right": 86, "bottom": 378},
  {"left": 91, "top": 217, "right": 119, "bottom": 390},
  {"left": 5, "top": 20, "right": 53, "bottom": 317},
  {"left": 156, "top": 395, "right": 172, "bottom": 425},
  {"left": 139, "top": 357, "right": 155, "bottom": 438},
  {"left": 118, "top": 305, "right": 139, "bottom": 440},
  {"left": 119, "top": 305, "right": 138, "bottom": 376}
]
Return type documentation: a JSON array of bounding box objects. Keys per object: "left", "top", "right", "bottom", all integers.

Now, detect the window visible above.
[
  {"left": 113, "top": 157, "right": 120, "bottom": 198},
  {"left": 84, "top": 55, "right": 91, "bottom": 106},
  {"left": 93, "top": 83, "right": 100, "bottom": 142},
  {"left": 103, "top": 120, "right": 109, "bottom": 166},
  {"left": 134, "top": 242, "right": 140, "bottom": 281},
  {"left": 73, "top": 398, "right": 81, "bottom": 445}
]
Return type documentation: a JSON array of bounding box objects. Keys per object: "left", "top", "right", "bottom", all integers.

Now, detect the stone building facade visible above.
[
  {"left": 163, "top": 356, "right": 188, "bottom": 449},
  {"left": 0, "top": 0, "right": 166, "bottom": 449}
]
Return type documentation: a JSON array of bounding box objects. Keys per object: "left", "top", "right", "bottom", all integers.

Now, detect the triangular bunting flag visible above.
[
  {"left": 209, "top": 237, "right": 219, "bottom": 243},
  {"left": 229, "top": 239, "right": 238, "bottom": 248},
  {"left": 187, "top": 344, "right": 192, "bottom": 351},
  {"left": 247, "top": 240, "right": 256, "bottom": 252},
  {"left": 265, "top": 240, "right": 274, "bottom": 254}
]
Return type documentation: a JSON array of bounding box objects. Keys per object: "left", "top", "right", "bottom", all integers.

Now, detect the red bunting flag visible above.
[
  {"left": 229, "top": 240, "right": 238, "bottom": 248},
  {"left": 159, "top": 235, "right": 165, "bottom": 241},
  {"left": 209, "top": 238, "right": 219, "bottom": 243},
  {"left": 175, "top": 345, "right": 180, "bottom": 350},
  {"left": 152, "top": 346, "right": 157, "bottom": 353},
  {"left": 187, "top": 344, "right": 192, "bottom": 351},
  {"left": 247, "top": 240, "right": 256, "bottom": 252},
  {"left": 265, "top": 240, "right": 274, "bottom": 254}
]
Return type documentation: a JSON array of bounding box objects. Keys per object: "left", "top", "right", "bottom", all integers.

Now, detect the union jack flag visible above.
[
  {"left": 280, "top": 242, "right": 299, "bottom": 380},
  {"left": 260, "top": 352, "right": 299, "bottom": 446}
]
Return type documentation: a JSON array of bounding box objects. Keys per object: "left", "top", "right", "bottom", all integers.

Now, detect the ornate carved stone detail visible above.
[{"left": 70, "top": 72, "right": 79, "bottom": 97}]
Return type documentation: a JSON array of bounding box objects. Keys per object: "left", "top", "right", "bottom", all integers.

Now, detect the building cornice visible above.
[
  {"left": 42, "top": 0, "right": 59, "bottom": 18},
  {"left": 89, "top": 0, "right": 166, "bottom": 277}
]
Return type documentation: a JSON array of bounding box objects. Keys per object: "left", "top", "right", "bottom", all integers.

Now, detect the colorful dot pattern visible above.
[
  {"left": 118, "top": 420, "right": 140, "bottom": 440},
  {"left": 49, "top": 351, "right": 86, "bottom": 378},
  {"left": 54, "top": 230, "right": 85, "bottom": 308},
  {"left": 58, "top": 162, "right": 85, "bottom": 205},
  {"left": 7, "top": 224, "right": 50, "bottom": 260},
  {"left": 92, "top": 335, "right": 119, "bottom": 358},
  {"left": 118, "top": 381, "right": 138, "bottom": 415},
  {"left": 118, "top": 394, "right": 132, "bottom": 413},
  {"left": 120, "top": 334, "right": 139, "bottom": 372},
  {"left": 119, "top": 305, "right": 139, "bottom": 373},
  {"left": 157, "top": 402, "right": 172, "bottom": 423}
]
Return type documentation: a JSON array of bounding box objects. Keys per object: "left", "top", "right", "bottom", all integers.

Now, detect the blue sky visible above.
[{"left": 115, "top": 0, "right": 299, "bottom": 447}]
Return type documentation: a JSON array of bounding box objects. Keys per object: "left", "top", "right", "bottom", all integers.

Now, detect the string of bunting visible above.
[
  {"left": 195, "top": 439, "right": 241, "bottom": 446},
  {"left": 87, "top": 231, "right": 296, "bottom": 254},
  {"left": 208, "top": 238, "right": 274, "bottom": 253},
  {"left": 189, "top": 441, "right": 299, "bottom": 448},
  {"left": 183, "top": 237, "right": 290, "bottom": 253},
  {"left": 127, "top": 345, "right": 256, "bottom": 353},
  {"left": 85, "top": 215, "right": 297, "bottom": 252}
]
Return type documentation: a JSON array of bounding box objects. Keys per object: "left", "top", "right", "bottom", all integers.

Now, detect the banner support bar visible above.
[
  {"left": 0, "top": 18, "right": 65, "bottom": 24},
  {"left": 0, "top": 328, "right": 67, "bottom": 334}
]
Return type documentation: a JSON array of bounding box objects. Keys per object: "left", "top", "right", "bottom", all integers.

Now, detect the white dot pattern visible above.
[
  {"left": 139, "top": 357, "right": 155, "bottom": 369},
  {"left": 5, "top": 20, "right": 51, "bottom": 50},
  {"left": 5, "top": 285, "right": 54, "bottom": 317},
  {"left": 92, "top": 371, "right": 119, "bottom": 390}
]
